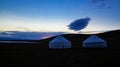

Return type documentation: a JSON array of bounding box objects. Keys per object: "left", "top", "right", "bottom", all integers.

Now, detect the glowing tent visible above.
[
  {"left": 83, "top": 35, "right": 107, "bottom": 48},
  {"left": 49, "top": 36, "right": 71, "bottom": 48}
]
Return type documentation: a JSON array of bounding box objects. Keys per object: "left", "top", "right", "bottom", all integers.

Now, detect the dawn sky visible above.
[{"left": 0, "top": 0, "right": 120, "bottom": 32}]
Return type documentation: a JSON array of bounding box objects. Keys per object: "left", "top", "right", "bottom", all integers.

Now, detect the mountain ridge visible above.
[{"left": 34, "top": 29, "right": 120, "bottom": 48}]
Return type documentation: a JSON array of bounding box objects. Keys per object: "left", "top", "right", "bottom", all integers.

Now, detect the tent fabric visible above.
[
  {"left": 49, "top": 36, "right": 71, "bottom": 48},
  {"left": 83, "top": 35, "right": 107, "bottom": 48}
]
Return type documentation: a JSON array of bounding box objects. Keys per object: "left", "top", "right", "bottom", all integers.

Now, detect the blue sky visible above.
[{"left": 0, "top": 0, "right": 120, "bottom": 32}]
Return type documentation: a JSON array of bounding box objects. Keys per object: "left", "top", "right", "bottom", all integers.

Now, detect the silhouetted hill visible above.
[
  {"left": 0, "top": 30, "right": 120, "bottom": 67},
  {"left": 35, "top": 29, "right": 120, "bottom": 48},
  {"left": 98, "top": 29, "right": 120, "bottom": 48}
]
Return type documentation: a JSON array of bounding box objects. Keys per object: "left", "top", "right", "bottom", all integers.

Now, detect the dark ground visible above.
[{"left": 0, "top": 30, "right": 120, "bottom": 67}]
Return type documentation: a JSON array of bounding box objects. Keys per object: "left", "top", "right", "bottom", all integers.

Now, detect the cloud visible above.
[
  {"left": 91, "top": 0, "right": 105, "bottom": 3},
  {"left": 68, "top": 17, "right": 91, "bottom": 31},
  {"left": 90, "top": 0, "right": 112, "bottom": 9},
  {"left": 16, "top": 27, "right": 31, "bottom": 31}
]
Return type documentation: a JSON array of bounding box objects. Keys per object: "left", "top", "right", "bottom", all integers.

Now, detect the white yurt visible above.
[
  {"left": 83, "top": 35, "right": 107, "bottom": 48},
  {"left": 49, "top": 36, "right": 71, "bottom": 48}
]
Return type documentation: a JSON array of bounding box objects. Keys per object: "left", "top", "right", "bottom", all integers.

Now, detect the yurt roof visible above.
[
  {"left": 50, "top": 36, "right": 70, "bottom": 43},
  {"left": 83, "top": 35, "right": 106, "bottom": 43}
]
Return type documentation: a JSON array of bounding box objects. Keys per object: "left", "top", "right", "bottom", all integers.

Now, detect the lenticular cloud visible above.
[{"left": 68, "top": 17, "right": 90, "bottom": 31}]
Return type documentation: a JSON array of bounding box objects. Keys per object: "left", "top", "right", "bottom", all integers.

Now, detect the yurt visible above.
[
  {"left": 83, "top": 35, "right": 107, "bottom": 48},
  {"left": 49, "top": 36, "right": 71, "bottom": 48}
]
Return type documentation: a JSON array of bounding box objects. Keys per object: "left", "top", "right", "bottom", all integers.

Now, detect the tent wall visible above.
[
  {"left": 63, "top": 42, "right": 71, "bottom": 48},
  {"left": 83, "top": 42, "right": 107, "bottom": 48},
  {"left": 49, "top": 42, "right": 63, "bottom": 48},
  {"left": 49, "top": 42, "right": 71, "bottom": 48}
]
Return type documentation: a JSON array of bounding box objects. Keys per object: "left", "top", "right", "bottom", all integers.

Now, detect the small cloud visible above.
[
  {"left": 0, "top": 32, "right": 13, "bottom": 37},
  {"left": 68, "top": 17, "right": 91, "bottom": 31},
  {"left": 0, "top": 31, "right": 14, "bottom": 35},
  {"left": 16, "top": 27, "right": 31, "bottom": 31},
  {"left": 97, "top": 3, "right": 106, "bottom": 8},
  {"left": 106, "top": 6, "right": 112, "bottom": 9},
  {"left": 78, "top": 31, "right": 104, "bottom": 34},
  {"left": 91, "top": 0, "right": 105, "bottom": 3},
  {"left": 4, "top": 32, "right": 14, "bottom": 34},
  {"left": 97, "top": 3, "right": 112, "bottom": 9},
  {"left": 90, "top": 0, "right": 112, "bottom": 9}
]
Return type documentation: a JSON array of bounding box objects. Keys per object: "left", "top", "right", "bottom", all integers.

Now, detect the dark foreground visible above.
[{"left": 0, "top": 45, "right": 120, "bottom": 67}]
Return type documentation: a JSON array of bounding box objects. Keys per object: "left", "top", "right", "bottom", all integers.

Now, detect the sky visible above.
[{"left": 0, "top": 0, "right": 120, "bottom": 32}]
